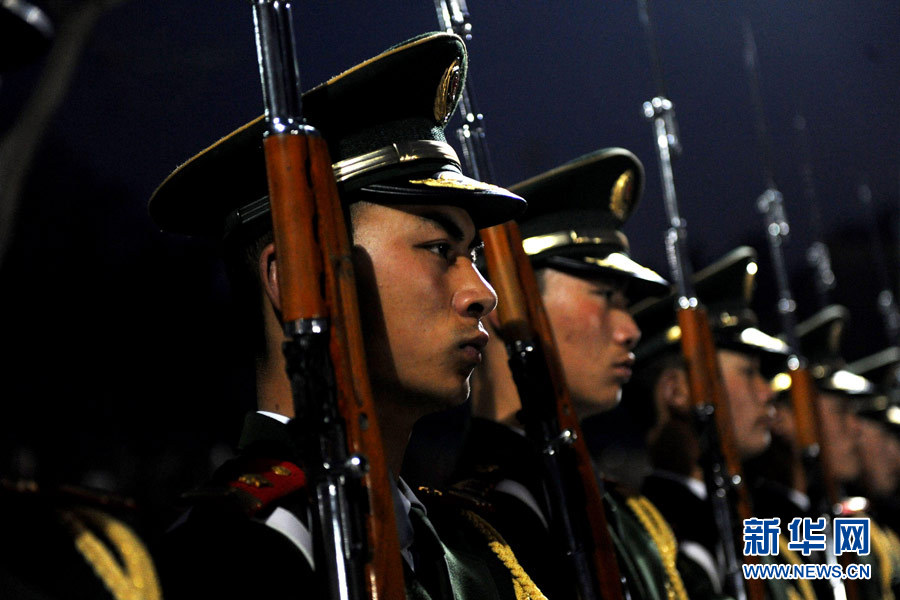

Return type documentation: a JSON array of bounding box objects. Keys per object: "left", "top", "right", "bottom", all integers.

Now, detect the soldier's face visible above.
[
  {"left": 540, "top": 269, "right": 640, "bottom": 419},
  {"left": 857, "top": 419, "right": 899, "bottom": 497},
  {"left": 351, "top": 202, "right": 496, "bottom": 413},
  {"left": 819, "top": 392, "right": 861, "bottom": 483},
  {"left": 718, "top": 349, "right": 775, "bottom": 458}
]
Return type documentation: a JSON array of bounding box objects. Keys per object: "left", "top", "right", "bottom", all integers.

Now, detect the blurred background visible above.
[{"left": 1, "top": 1, "right": 898, "bottom": 525}]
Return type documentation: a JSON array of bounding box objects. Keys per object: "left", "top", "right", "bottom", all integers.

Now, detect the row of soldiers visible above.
[{"left": 3, "top": 17, "right": 900, "bottom": 600}]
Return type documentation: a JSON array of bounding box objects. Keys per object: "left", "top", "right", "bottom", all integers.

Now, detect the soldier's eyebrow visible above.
[{"left": 415, "top": 210, "right": 481, "bottom": 251}]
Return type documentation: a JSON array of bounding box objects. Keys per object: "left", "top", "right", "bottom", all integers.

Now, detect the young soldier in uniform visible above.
[
  {"left": 427, "top": 150, "right": 689, "bottom": 600},
  {"left": 627, "top": 247, "right": 793, "bottom": 599},
  {"left": 848, "top": 348, "right": 900, "bottom": 534},
  {"left": 769, "top": 306, "right": 899, "bottom": 600},
  {"left": 148, "top": 32, "right": 546, "bottom": 600},
  {"left": 847, "top": 350, "right": 900, "bottom": 598}
]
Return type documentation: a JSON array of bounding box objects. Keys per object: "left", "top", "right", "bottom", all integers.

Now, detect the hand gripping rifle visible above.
[
  {"left": 250, "top": 3, "right": 405, "bottom": 598},
  {"left": 741, "top": 19, "right": 856, "bottom": 600},
  {"left": 433, "top": 3, "right": 626, "bottom": 598},
  {"left": 636, "top": 3, "right": 763, "bottom": 599}
]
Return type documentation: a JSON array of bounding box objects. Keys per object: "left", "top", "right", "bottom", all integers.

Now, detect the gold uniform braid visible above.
[
  {"left": 625, "top": 495, "right": 689, "bottom": 600},
  {"left": 58, "top": 507, "right": 162, "bottom": 600},
  {"left": 885, "top": 528, "right": 900, "bottom": 586},
  {"left": 775, "top": 536, "right": 817, "bottom": 600},
  {"left": 462, "top": 509, "right": 548, "bottom": 600},
  {"left": 870, "top": 521, "right": 897, "bottom": 600}
]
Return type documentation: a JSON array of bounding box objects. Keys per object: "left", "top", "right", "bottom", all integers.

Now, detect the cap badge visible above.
[
  {"left": 610, "top": 169, "right": 635, "bottom": 222},
  {"left": 434, "top": 58, "right": 462, "bottom": 126}
]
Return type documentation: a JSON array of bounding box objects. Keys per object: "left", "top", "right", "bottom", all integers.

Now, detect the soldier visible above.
[
  {"left": 627, "top": 247, "right": 794, "bottom": 599},
  {"left": 148, "top": 32, "right": 547, "bottom": 599},
  {"left": 425, "top": 149, "right": 689, "bottom": 600},
  {"left": 848, "top": 347, "right": 900, "bottom": 534},
  {"left": 771, "top": 306, "right": 900, "bottom": 599},
  {"left": 847, "top": 349, "right": 900, "bottom": 598}
]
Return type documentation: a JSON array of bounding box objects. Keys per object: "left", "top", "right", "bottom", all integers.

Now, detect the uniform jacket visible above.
[{"left": 158, "top": 412, "right": 534, "bottom": 600}]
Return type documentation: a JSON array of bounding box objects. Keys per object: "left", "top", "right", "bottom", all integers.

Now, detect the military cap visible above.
[
  {"left": 512, "top": 148, "right": 669, "bottom": 303},
  {"left": 1, "top": 0, "right": 52, "bottom": 71},
  {"left": 846, "top": 347, "right": 900, "bottom": 431},
  {"left": 149, "top": 32, "right": 525, "bottom": 238},
  {"left": 847, "top": 346, "right": 900, "bottom": 392},
  {"left": 789, "top": 305, "right": 877, "bottom": 397},
  {"left": 632, "top": 246, "right": 790, "bottom": 373}
]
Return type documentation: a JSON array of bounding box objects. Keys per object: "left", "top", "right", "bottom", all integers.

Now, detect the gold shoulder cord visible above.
[
  {"left": 625, "top": 496, "right": 689, "bottom": 600},
  {"left": 885, "top": 528, "right": 900, "bottom": 584},
  {"left": 462, "top": 510, "right": 547, "bottom": 600},
  {"left": 870, "top": 521, "right": 897, "bottom": 600},
  {"left": 58, "top": 507, "right": 162, "bottom": 600},
  {"left": 775, "top": 537, "right": 816, "bottom": 600}
]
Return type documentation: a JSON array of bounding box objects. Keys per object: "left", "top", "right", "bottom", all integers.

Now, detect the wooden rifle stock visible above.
[
  {"left": 788, "top": 365, "right": 842, "bottom": 506},
  {"left": 269, "top": 131, "right": 405, "bottom": 599},
  {"left": 677, "top": 308, "right": 751, "bottom": 519},
  {"left": 676, "top": 306, "right": 765, "bottom": 600},
  {"left": 788, "top": 366, "right": 860, "bottom": 600},
  {"left": 254, "top": 3, "right": 404, "bottom": 597},
  {"left": 482, "top": 222, "right": 625, "bottom": 600}
]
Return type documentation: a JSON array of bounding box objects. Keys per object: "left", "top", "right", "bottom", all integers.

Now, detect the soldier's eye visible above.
[{"left": 424, "top": 242, "right": 453, "bottom": 260}]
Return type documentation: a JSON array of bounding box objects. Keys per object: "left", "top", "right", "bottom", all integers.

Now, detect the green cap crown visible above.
[
  {"left": 512, "top": 148, "right": 668, "bottom": 303},
  {"left": 149, "top": 32, "right": 525, "bottom": 238},
  {"left": 632, "top": 246, "right": 790, "bottom": 374}
]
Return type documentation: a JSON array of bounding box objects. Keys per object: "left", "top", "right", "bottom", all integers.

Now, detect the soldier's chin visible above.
[
  {"left": 740, "top": 431, "right": 772, "bottom": 460},
  {"left": 573, "top": 388, "right": 621, "bottom": 420}
]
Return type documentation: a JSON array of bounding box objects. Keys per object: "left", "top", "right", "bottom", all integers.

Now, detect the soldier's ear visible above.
[{"left": 259, "top": 242, "right": 282, "bottom": 313}]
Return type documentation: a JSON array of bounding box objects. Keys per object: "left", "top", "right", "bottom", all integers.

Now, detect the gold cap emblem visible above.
[
  {"left": 610, "top": 169, "right": 635, "bottom": 222},
  {"left": 434, "top": 58, "right": 462, "bottom": 125}
]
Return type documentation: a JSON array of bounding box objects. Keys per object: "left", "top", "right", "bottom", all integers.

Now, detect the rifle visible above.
[
  {"left": 250, "top": 2, "right": 404, "bottom": 598},
  {"left": 857, "top": 181, "right": 900, "bottom": 348},
  {"left": 741, "top": 19, "right": 856, "bottom": 600},
  {"left": 792, "top": 113, "right": 836, "bottom": 310},
  {"left": 636, "top": 3, "right": 762, "bottom": 599},
  {"left": 433, "top": 3, "right": 626, "bottom": 598}
]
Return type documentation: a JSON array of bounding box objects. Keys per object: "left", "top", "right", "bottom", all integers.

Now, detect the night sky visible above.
[{"left": 1, "top": 1, "right": 898, "bottom": 514}]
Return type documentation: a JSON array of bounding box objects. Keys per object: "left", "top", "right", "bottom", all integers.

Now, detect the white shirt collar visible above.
[
  {"left": 653, "top": 469, "right": 709, "bottom": 500},
  {"left": 255, "top": 410, "right": 423, "bottom": 569}
]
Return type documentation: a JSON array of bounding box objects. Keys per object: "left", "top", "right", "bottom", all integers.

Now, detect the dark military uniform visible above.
[
  {"left": 406, "top": 149, "right": 686, "bottom": 599},
  {"left": 0, "top": 479, "right": 162, "bottom": 600},
  {"left": 160, "top": 413, "right": 534, "bottom": 599},
  {"left": 773, "top": 306, "right": 900, "bottom": 600},
  {"left": 407, "top": 414, "right": 685, "bottom": 600},
  {"left": 148, "top": 31, "right": 544, "bottom": 599},
  {"left": 511, "top": 149, "right": 680, "bottom": 600},
  {"left": 631, "top": 247, "right": 803, "bottom": 600}
]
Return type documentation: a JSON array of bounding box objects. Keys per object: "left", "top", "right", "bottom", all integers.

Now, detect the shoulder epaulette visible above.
[
  {"left": 1, "top": 478, "right": 138, "bottom": 513},
  {"left": 183, "top": 457, "right": 306, "bottom": 517},
  {"left": 416, "top": 482, "right": 494, "bottom": 514}
]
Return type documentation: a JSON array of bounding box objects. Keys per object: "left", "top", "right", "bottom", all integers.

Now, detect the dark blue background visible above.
[{"left": 1, "top": 1, "right": 897, "bottom": 513}]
